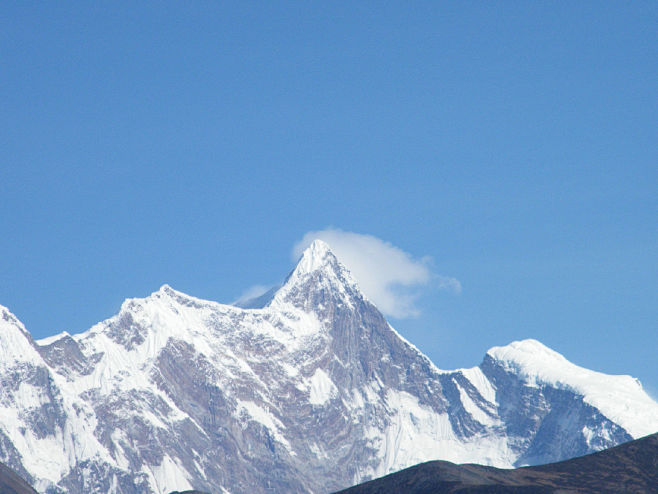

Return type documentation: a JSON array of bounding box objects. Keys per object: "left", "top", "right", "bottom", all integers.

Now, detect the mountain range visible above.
[{"left": 0, "top": 240, "right": 656, "bottom": 493}]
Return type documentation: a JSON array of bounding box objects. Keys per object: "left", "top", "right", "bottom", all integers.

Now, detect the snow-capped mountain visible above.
[{"left": 0, "top": 240, "right": 656, "bottom": 494}]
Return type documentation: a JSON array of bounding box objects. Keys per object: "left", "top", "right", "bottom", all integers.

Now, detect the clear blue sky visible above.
[{"left": 2, "top": 3, "right": 656, "bottom": 396}]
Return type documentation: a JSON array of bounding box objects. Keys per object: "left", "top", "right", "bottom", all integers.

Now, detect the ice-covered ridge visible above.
[
  {"left": 271, "top": 239, "right": 362, "bottom": 307},
  {"left": 487, "top": 339, "right": 658, "bottom": 437},
  {"left": 386, "top": 323, "right": 446, "bottom": 375},
  {"left": 0, "top": 304, "right": 31, "bottom": 336},
  {"left": 36, "top": 331, "right": 72, "bottom": 346},
  {"left": 0, "top": 306, "right": 42, "bottom": 369},
  {"left": 459, "top": 366, "right": 497, "bottom": 406},
  {"left": 72, "top": 283, "right": 244, "bottom": 342}
]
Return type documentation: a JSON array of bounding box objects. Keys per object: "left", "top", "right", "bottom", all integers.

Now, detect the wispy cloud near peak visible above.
[{"left": 293, "top": 229, "right": 460, "bottom": 318}]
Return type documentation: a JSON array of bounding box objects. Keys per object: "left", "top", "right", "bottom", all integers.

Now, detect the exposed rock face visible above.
[{"left": 0, "top": 240, "right": 656, "bottom": 493}]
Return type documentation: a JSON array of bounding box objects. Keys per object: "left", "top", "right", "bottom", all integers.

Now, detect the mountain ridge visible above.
[{"left": 0, "top": 241, "right": 656, "bottom": 493}]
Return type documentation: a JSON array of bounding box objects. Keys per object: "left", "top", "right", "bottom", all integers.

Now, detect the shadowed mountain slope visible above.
[
  {"left": 336, "top": 432, "right": 658, "bottom": 494},
  {"left": 0, "top": 462, "right": 37, "bottom": 494}
]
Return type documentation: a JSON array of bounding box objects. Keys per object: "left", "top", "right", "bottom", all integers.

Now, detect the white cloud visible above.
[
  {"left": 437, "top": 275, "right": 462, "bottom": 294},
  {"left": 292, "top": 229, "right": 460, "bottom": 318},
  {"left": 233, "top": 284, "right": 272, "bottom": 305}
]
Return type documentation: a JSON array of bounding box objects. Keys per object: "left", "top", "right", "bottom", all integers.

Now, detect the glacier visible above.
[{"left": 0, "top": 239, "right": 656, "bottom": 493}]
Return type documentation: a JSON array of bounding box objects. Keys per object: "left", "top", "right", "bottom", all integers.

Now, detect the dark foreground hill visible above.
[
  {"left": 0, "top": 463, "right": 37, "bottom": 494},
  {"left": 336, "top": 432, "right": 658, "bottom": 494}
]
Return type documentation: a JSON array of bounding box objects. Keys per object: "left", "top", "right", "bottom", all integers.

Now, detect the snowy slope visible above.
[
  {"left": 0, "top": 240, "right": 655, "bottom": 494},
  {"left": 486, "top": 339, "right": 658, "bottom": 439}
]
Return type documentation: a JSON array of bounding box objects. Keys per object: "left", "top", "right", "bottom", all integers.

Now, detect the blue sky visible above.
[{"left": 2, "top": 3, "right": 656, "bottom": 396}]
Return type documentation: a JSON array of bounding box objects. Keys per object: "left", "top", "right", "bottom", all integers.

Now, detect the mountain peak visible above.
[
  {"left": 149, "top": 283, "right": 206, "bottom": 304},
  {"left": 294, "top": 239, "right": 336, "bottom": 275},
  {"left": 284, "top": 239, "right": 356, "bottom": 287},
  {"left": 0, "top": 305, "right": 30, "bottom": 338},
  {"left": 284, "top": 238, "right": 353, "bottom": 286},
  {"left": 154, "top": 283, "right": 183, "bottom": 299},
  {"left": 158, "top": 283, "right": 174, "bottom": 293},
  {"left": 0, "top": 305, "right": 41, "bottom": 370},
  {"left": 485, "top": 339, "right": 658, "bottom": 438},
  {"left": 269, "top": 239, "right": 362, "bottom": 309},
  {"left": 487, "top": 338, "right": 566, "bottom": 364}
]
